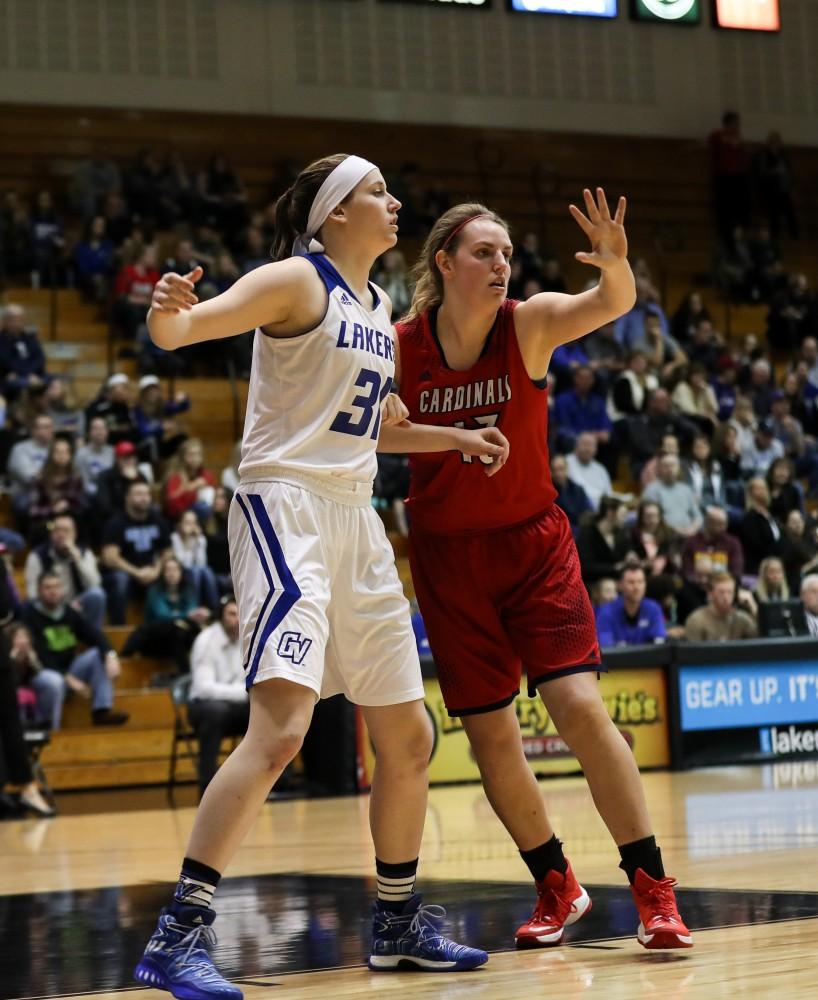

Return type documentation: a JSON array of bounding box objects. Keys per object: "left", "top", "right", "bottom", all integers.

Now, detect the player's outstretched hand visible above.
[
  {"left": 151, "top": 266, "right": 203, "bottom": 313},
  {"left": 459, "top": 427, "right": 510, "bottom": 478},
  {"left": 569, "top": 187, "right": 628, "bottom": 271},
  {"left": 381, "top": 392, "right": 410, "bottom": 429}
]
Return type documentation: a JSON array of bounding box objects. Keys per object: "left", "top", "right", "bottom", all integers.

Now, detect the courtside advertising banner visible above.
[
  {"left": 360, "top": 668, "right": 669, "bottom": 787},
  {"left": 678, "top": 661, "right": 818, "bottom": 766}
]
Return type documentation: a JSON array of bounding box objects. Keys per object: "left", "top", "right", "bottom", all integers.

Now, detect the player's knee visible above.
[
  {"left": 260, "top": 729, "right": 305, "bottom": 774},
  {"left": 553, "top": 696, "right": 608, "bottom": 749},
  {"left": 376, "top": 716, "right": 433, "bottom": 771}
]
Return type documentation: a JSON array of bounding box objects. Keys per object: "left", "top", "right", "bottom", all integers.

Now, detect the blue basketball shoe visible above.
[
  {"left": 368, "top": 894, "right": 488, "bottom": 972},
  {"left": 133, "top": 903, "right": 243, "bottom": 999}
]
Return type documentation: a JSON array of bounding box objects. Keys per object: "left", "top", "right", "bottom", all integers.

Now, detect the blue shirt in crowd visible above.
[
  {"left": 595, "top": 596, "right": 666, "bottom": 647},
  {"left": 553, "top": 389, "right": 612, "bottom": 436}
]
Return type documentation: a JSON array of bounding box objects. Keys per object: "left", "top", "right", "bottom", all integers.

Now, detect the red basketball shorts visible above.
[{"left": 409, "top": 503, "right": 602, "bottom": 716}]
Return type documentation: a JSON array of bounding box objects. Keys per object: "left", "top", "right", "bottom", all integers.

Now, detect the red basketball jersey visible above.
[{"left": 396, "top": 299, "right": 556, "bottom": 534}]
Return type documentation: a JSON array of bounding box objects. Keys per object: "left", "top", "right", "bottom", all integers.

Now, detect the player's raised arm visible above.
[
  {"left": 147, "top": 257, "right": 317, "bottom": 351},
  {"left": 514, "top": 187, "right": 636, "bottom": 357}
]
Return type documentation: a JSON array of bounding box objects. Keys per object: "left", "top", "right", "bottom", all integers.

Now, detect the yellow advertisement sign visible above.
[{"left": 360, "top": 668, "right": 669, "bottom": 787}]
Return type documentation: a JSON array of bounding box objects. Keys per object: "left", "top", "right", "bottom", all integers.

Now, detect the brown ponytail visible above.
[
  {"left": 404, "top": 203, "right": 510, "bottom": 321},
  {"left": 271, "top": 153, "right": 351, "bottom": 261}
]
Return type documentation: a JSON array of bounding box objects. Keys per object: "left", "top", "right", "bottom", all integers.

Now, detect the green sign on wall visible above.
[{"left": 632, "top": 0, "right": 700, "bottom": 22}]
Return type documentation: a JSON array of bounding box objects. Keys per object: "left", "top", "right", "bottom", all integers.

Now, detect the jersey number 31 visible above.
[{"left": 330, "top": 368, "right": 393, "bottom": 440}]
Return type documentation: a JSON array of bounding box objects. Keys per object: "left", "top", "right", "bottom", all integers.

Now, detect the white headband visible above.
[{"left": 291, "top": 155, "right": 378, "bottom": 256}]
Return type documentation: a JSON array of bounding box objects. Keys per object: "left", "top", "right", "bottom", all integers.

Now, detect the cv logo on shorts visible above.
[{"left": 278, "top": 631, "right": 313, "bottom": 665}]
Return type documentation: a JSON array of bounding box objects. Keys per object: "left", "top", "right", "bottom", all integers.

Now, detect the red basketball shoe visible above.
[
  {"left": 515, "top": 863, "right": 592, "bottom": 948},
  {"left": 630, "top": 869, "right": 693, "bottom": 949}
]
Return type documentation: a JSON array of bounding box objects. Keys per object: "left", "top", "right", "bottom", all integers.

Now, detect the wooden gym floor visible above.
[{"left": 2, "top": 764, "right": 817, "bottom": 999}]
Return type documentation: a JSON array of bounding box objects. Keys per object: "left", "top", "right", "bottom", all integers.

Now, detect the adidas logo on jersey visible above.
[{"left": 339, "top": 292, "right": 353, "bottom": 306}]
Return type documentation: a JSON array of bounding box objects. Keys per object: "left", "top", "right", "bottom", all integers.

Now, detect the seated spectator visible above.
[
  {"left": 642, "top": 454, "right": 702, "bottom": 539},
  {"left": 101, "top": 479, "right": 172, "bottom": 625},
  {"left": 43, "top": 378, "right": 84, "bottom": 439},
  {"left": 682, "top": 435, "right": 726, "bottom": 510},
  {"left": 591, "top": 577, "right": 618, "bottom": 614},
  {"left": 6, "top": 414, "right": 54, "bottom": 525},
  {"left": 680, "top": 505, "right": 745, "bottom": 618},
  {"left": 540, "top": 257, "right": 567, "bottom": 294},
  {"left": 551, "top": 454, "right": 592, "bottom": 528},
  {"left": 739, "top": 477, "right": 782, "bottom": 575},
  {"left": 163, "top": 438, "right": 217, "bottom": 522},
  {"left": 768, "top": 391, "right": 807, "bottom": 461},
  {"left": 766, "top": 457, "right": 804, "bottom": 522},
  {"left": 609, "top": 351, "right": 658, "bottom": 420},
  {"left": 643, "top": 312, "right": 687, "bottom": 382},
  {"left": 238, "top": 226, "right": 269, "bottom": 276},
  {"left": 767, "top": 273, "right": 816, "bottom": 351},
  {"left": 779, "top": 509, "right": 818, "bottom": 593},
  {"left": 672, "top": 364, "right": 719, "bottom": 434},
  {"left": 745, "top": 359, "right": 777, "bottom": 418},
  {"left": 96, "top": 441, "right": 149, "bottom": 521},
  {"left": 372, "top": 249, "right": 411, "bottom": 317},
  {"left": 754, "top": 556, "right": 790, "bottom": 604},
  {"left": 553, "top": 366, "right": 613, "bottom": 455},
  {"left": 713, "top": 422, "right": 744, "bottom": 492},
  {"left": 28, "top": 438, "right": 87, "bottom": 541},
  {"left": 685, "top": 318, "right": 724, "bottom": 372},
  {"left": 0, "top": 304, "right": 47, "bottom": 397},
  {"left": 85, "top": 373, "right": 137, "bottom": 445},
  {"left": 596, "top": 565, "right": 666, "bottom": 647},
  {"left": 640, "top": 434, "right": 679, "bottom": 490},
  {"left": 113, "top": 245, "right": 160, "bottom": 339},
  {"left": 798, "top": 337, "right": 818, "bottom": 390},
  {"left": 203, "top": 486, "right": 233, "bottom": 595},
  {"left": 800, "top": 575, "right": 818, "bottom": 637},
  {"left": 781, "top": 368, "right": 818, "bottom": 436},
  {"left": 576, "top": 497, "right": 635, "bottom": 585},
  {"left": 21, "top": 572, "right": 127, "bottom": 729},
  {"left": 1, "top": 190, "right": 33, "bottom": 281},
  {"left": 565, "top": 433, "right": 612, "bottom": 512},
  {"left": 671, "top": 291, "right": 712, "bottom": 347},
  {"left": 630, "top": 500, "right": 677, "bottom": 583},
  {"left": 583, "top": 321, "right": 626, "bottom": 389},
  {"left": 614, "top": 274, "right": 670, "bottom": 349},
  {"left": 740, "top": 419, "right": 784, "bottom": 478},
  {"left": 30, "top": 190, "right": 66, "bottom": 286},
  {"left": 712, "top": 355, "right": 739, "bottom": 422},
  {"left": 133, "top": 375, "right": 189, "bottom": 463},
  {"left": 550, "top": 339, "right": 590, "bottom": 393},
  {"left": 24, "top": 514, "right": 106, "bottom": 630},
  {"left": 517, "top": 230, "right": 544, "bottom": 280},
  {"left": 121, "top": 555, "right": 210, "bottom": 674},
  {"left": 187, "top": 596, "right": 248, "bottom": 797},
  {"left": 75, "top": 416, "right": 115, "bottom": 500},
  {"left": 7, "top": 622, "right": 46, "bottom": 728},
  {"left": 72, "top": 216, "right": 115, "bottom": 303},
  {"left": 0, "top": 625, "right": 55, "bottom": 818},
  {"left": 728, "top": 394, "right": 758, "bottom": 456},
  {"left": 626, "top": 388, "right": 697, "bottom": 476},
  {"left": 172, "top": 510, "right": 219, "bottom": 609},
  {"left": 684, "top": 572, "right": 758, "bottom": 642}
]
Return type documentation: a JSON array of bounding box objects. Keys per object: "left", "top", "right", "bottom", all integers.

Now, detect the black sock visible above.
[
  {"left": 171, "top": 856, "right": 222, "bottom": 915},
  {"left": 618, "top": 836, "right": 665, "bottom": 884},
  {"left": 376, "top": 857, "right": 418, "bottom": 913},
  {"left": 520, "top": 835, "right": 568, "bottom": 882}
]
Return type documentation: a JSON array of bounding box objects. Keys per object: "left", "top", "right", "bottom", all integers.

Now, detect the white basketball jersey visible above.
[{"left": 238, "top": 253, "right": 396, "bottom": 493}]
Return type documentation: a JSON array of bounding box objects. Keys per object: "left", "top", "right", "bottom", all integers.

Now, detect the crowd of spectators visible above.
[{"left": 1, "top": 128, "right": 817, "bottom": 805}]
